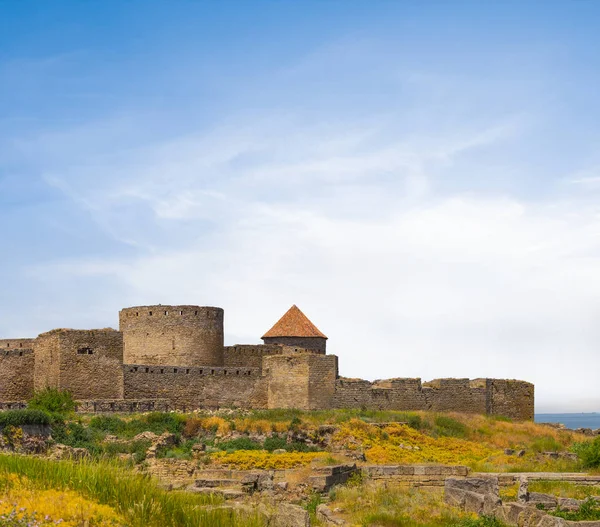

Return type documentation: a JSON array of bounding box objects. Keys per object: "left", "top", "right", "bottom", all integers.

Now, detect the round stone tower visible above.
[{"left": 119, "top": 305, "right": 224, "bottom": 366}]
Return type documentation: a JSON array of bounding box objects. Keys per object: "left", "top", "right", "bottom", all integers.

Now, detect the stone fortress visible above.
[{"left": 0, "top": 304, "right": 534, "bottom": 420}]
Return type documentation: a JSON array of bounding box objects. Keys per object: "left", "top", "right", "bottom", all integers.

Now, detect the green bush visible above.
[
  {"left": 28, "top": 388, "right": 75, "bottom": 416},
  {"left": 263, "top": 435, "right": 287, "bottom": 452},
  {"left": 89, "top": 415, "right": 127, "bottom": 435},
  {"left": 51, "top": 421, "right": 102, "bottom": 453},
  {"left": 0, "top": 409, "right": 51, "bottom": 427},
  {"left": 434, "top": 415, "right": 468, "bottom": 438},
  {"left": 572, "top": 436, "right": 600, "bottom": 468},
  {"left": 218, "top": 437, "right": 262, "bottom": 452}
]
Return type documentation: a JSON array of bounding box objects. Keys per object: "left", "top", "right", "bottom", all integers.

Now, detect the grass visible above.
[
  {"left": 0, "top": 455, "right": 262, "bottom": 527},
  {"left": 528, "top": 480, "right": 600, "bottom": 499},
  {"left": 323, "top": 481, "right": 508, "bottom": 526}
]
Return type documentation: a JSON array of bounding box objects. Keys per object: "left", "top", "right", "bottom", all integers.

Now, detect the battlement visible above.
[{"left": 125, "top": 364, "right": 260, "bottom": 377}]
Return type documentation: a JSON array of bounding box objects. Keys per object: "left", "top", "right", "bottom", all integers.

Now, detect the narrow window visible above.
[
  {"left": 174, "top": 368, "right": 178, "bottom": 373},
  {"left": 165, "top": 310, "right": 168, "bottom": 315},
  {"left": 19, "top": 352, "right": 23, "bottom": 357},
  {"left": 194, "top": 310, "right": 198, "bottom": 315},
  {"left": 211, "top": 369, "right": 214, "bottom": 375},
  {"left": 149, "top": 311, "right": 153, "bottom": 316},
  {"left": 134, "top": 367, "right": 139, "bottom": 372},
  {"left": 19, "top": 343, "right": 23, "bottom": 348},
  {"left": 180, "top": 310, "right": 183, "bottom": 315},
  {"left": 186, "top": 369, "right": 190, "bottom": 374},
  {"left": 236, "top": 370, "right": 239, "bottom": 375},
  {"left": 172, "top": 337, "right": 175, "bottom": 350},
  {"left": 145, "top": 367, "right": 149, "bottom": 373},
  {"left": 199, "top": 369, "right": 203, "bottom": 374},
  {"left": 136, "top": 312, "right": 139, "bottom": 316},
  {"left": 160, "top": 369, "right": 164, "bottom": 374},
  {"left": 77, "top": 347, "right": 93, "bottom": 355}
]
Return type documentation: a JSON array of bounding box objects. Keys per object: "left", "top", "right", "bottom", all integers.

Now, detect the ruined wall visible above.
[
  {"left": 34, "top": 329, "right": 124, "bottom": 400},
  {"left": 1, "top": 338, "right": 35, "bottom": 351},
  {"left": 0, "top": 349, "right": 34, "bottom": 401},
  {"left": 223, "top": 344, "right": 284, "bottom": 370},
  {"left": 123, "top": 364, "right": 267, "bottom": 409},
  {"left": 262, "top": 336, "right": 326, "bottom": 354},
  {"left": 120, "top": 305, "right": 224, "bottom": 366},
  {"left": 264, "top": 353, "right": 338, "bottom": 410},
  {"left": 423, "top": 378, "right": 488, "bottom": 414},
  {"left": 331, "top": 377, "right": 533, "bottom": 420},
  {"left": 488, "top": 379, "right": 534, "bottom": 421}
]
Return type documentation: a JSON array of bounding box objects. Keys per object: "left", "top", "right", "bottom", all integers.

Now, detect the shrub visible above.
[
  {"left": 89, "top": 415, "right": 127, "bottom": 435},
  {"left": 572, "top": 436, "right": 600, "bottom": 468},
  {"left": 183, "top": 417, "right": 203, "bottom": 438},
  {"left": 434, "top": 416, "right": 468, "bottom": 439},
  {"left": 552, "top": 497, "right": 600, "bottom": 521},
  {"left": 28, "top": 388, "right": 75, "bottom": 416},
  {"left": 217, "top": 437, "right": 262, "bottom": 452},
  {"left": 263, "top": 435, "right": 287, "bottom": 452},
  {"left": 51, "top": 422, "right": 102, "bottom": 453},
  {"left": 0, "top": 410, "right": 51, "bottom": 427}
]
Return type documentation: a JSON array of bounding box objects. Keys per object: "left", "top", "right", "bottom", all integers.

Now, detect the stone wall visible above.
[
  {"left": 123, "top": 364, "right": 267, "bottom": 409},
  {"left": 34, "top": 329, "right": 124, "bottom": 400},
  {"left": 1, "top": 338, "right": 35, "bottom": 351},
  {"left": 262, "top": 336, "right": 326, "bottom": 354},
  {"left": 223, "top": 344, "right": 284, "bottom": 371},
  {"left": 331, "top": 377, "right": 533, "bottom": 420},
  {"left": 264, "top": 353, "right": 338, "bottom": 410},
  {"left": 119, "top": 305, "right": 224, "bottom": 367},
  {"left": 0, "top": 349, "right": 34, "bottom": 401},
  {"left": 488, "top": 379, "right": 535, "bottom": 421}
]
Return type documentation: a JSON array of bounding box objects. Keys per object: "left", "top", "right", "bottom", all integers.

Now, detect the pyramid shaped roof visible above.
[{"left": 262, "top": 305, "right": 327, "bottom": 339}]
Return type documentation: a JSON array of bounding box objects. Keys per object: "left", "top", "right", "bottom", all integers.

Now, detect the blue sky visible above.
[{"left": 2, "top": 1, "right": 600, "bottom": 412}]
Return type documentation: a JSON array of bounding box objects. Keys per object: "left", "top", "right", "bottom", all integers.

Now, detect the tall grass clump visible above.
[
  {"left": 572, "top": 436, "right": 600, "bottom": 468},
  {"left": 28, "top": 389, "right": 76, "bottom": 417},
  {"left": 0, "top": 455, "right": 262, "bottom": 527},
  {"left": 0, "top": 410, "right": 51, "bottom": 427}
]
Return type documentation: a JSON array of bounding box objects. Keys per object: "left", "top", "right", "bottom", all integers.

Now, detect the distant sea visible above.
[{"left": 535, "top": 413, "right": 600, "bottom": 430}]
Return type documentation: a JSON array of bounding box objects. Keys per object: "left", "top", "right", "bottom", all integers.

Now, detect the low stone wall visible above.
[
  {"left": 75, "top": 399, "right": 172, "bottom": 413},
  {"left": 446, "top": 476, "right": 600, "bottom": 526},
  {"left": 365, "top": 464, "right": 469, "bottom": 487}
]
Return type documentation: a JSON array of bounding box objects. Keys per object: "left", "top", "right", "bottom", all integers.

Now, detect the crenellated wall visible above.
[
  {"left": 331, "top": 376, "right": 534, "bottom": 420},
  {"left": 223, "top": 344, "right": 284, "bottom": 371},
  {"left": 119, "top": 305, "right": 224, "bottom": 367},
  {"left": 123, "top": 364, "right": 267, "bottom": 409}
]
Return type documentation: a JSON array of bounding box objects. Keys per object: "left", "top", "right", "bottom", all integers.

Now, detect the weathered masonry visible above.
[{"left": 0, "top": 304, "right": 535, "bottom": 419}]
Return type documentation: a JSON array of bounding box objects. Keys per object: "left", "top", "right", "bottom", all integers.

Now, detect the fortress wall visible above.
[
  {"left": 223, "top": 344, "right": 284, "bottom": 370},
  {"left": 307, "top": 354, "right": 338, "bottom": 410},
  {"left": 264, "top": 353, "right": 338, "bottom": 410},
  {"left": 119, "top": 305, "right": 224, "bottom": 366},
  {"left": 422, "top": 378, "right": 488, "bottom": 414},
  {"left": 34, "top": 329, "right": 124, "bottom": 399},
  {"left": 488, "top": 379, "right": 534, "bottom": 421},
  {"left": 331, "top": 377, "right": 532, "bottom": 419},
  {"left": 0, "top": 349, "right": 34, "bottom": 401},
  {"left": 262, "top": 336, "right": 326, "bottom": 354},
  {"left": 33, "top": 331, "right": 61, "bottom": 392},
  {"left": 123, "top": 365, "right": 267, "bottom": 409},
  {"left": 1, "top": 338, "right": 35, "bottom": 350}
]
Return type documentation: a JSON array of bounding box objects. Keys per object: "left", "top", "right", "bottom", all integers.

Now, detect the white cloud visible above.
[{"left": 15, "top": 112, "right": 600, "bottom": 413}]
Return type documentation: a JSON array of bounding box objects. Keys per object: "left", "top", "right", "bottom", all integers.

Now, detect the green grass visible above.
[
  {"left": 0, "top": 454, "right": 262, "bottom": 527},
  {"left": 528, "top": 480, "right": 600, "bottom": 499},
  {"left": 89, "top": 413, "right": 185, "bottom": 439},
  {"left": 552, "top": 498, "right": 600, "bottom": 521},
  {"left": 0, "top": 409, "right": 51, "bottom": 427}
]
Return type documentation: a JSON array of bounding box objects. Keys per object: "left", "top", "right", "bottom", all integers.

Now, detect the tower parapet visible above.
[{"left": 119, "top": 305, "right": 224, "bottom": 366}]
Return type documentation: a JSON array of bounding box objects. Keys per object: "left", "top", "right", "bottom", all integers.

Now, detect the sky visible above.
[{"left": 1, "top": 1, "right": 600, "bottom": 413}]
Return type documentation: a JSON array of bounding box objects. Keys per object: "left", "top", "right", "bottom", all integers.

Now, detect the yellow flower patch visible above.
[
  {"left": 0, "top": 474, "right": 124, "bottom": 526},
  {"left": 210, "top": 450, "right": 324, "bottom": 469}
]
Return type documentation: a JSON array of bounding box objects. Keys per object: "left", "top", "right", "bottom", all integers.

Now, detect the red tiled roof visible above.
[{"left": 262, "top": 305, "right": 327, "bottom": 339}]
